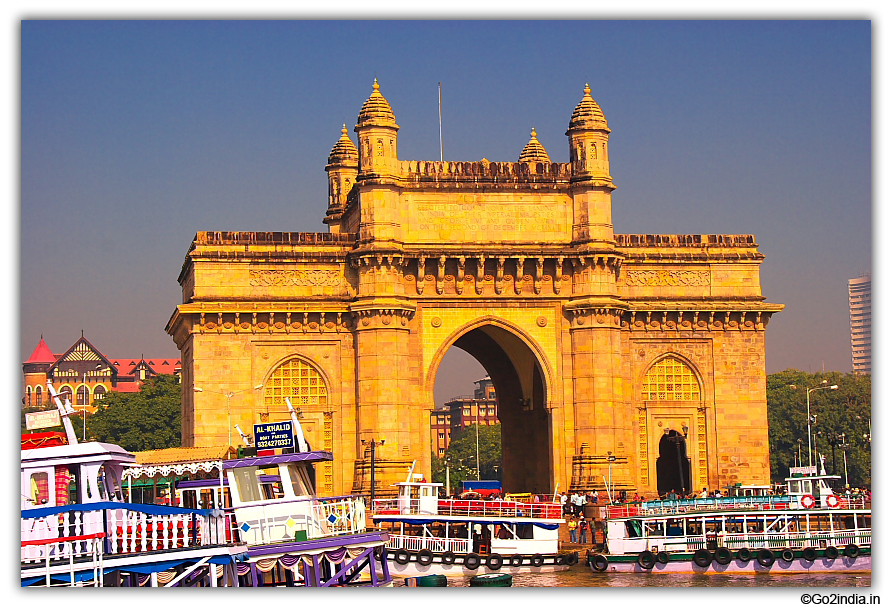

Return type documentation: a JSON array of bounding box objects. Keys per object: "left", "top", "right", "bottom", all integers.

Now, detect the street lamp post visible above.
[
  {"left": 790, "top": 381, "right": 839, "bottom": 469},
  {"left": 839, "top": 433, "right": 850, "bottom": 488},
  {"left": 361, "top": 439, "right": 385, "bottom": 505},
  {"left": 475, "top": 400, "right": 481, "bottom": 481},
  {"left": 193, "top": 384, "right": 263, "bottom": 446}
]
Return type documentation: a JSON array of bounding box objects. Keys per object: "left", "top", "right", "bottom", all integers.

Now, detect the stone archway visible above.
[
  {"left": 656, "top": 430, "right": 691, "bottom": 496},
  {"left": 431, "top": 323, "right": 552, "bottom": 495}
]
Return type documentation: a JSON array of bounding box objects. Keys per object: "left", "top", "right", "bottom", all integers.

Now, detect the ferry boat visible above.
[
  {"left": 123, "top": 397, "right": 392, "bottom": 587},
  {"left": 371, "top": 471, "right": 573, "bottom": 577},
  {"left": 586, "top": 461, "right": 870, "bottom": 574},
  {"left": 21, "top": 383, "right": 248, "bottom": 587}
]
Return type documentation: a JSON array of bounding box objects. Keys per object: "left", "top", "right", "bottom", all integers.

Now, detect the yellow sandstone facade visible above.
[{"left": 166, "top": 81, "right": 783, "bottom": 499}]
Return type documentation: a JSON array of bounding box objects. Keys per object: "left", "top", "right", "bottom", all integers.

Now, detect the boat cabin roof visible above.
[
  {"left": 394, "top": 481, "right": 444, "bottom": 488},
  {"left": 21, "top": 441, "right": 135, "bottom": 470},
  {"left": 222, "top": 450, "right": 332, "bottom": 469}
]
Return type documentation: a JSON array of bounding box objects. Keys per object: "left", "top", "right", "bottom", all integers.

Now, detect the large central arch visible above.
[{"left": 429, "top": 321, "right": 553, "bottom": 494}]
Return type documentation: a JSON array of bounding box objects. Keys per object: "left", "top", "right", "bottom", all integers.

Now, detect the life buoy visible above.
[
  {"left": 656, "top": 551, "right": 669, "bottom": 564},
  {"left": 844, "top": 544, "right": 860, "bottom": 558},
  {"left": 800, "top": 494, "right": 816, "bottom": 509},
  {"left": 441, "top": 551, "right": 456, "bottom": 565},
  {"left": 591, "top": 553, "right": 609, "bottom": 572},
  {"left": 530, "top": 554, "right": 545, "bottom": 567},
  {"left": 781, "top": 548, "right": 795, "bottom": 563},
  {"left": 394, "top": 549, "right": 411, "bottom": 565},
  {"left": 509, "top": 555, "right": 523, "bottom": 567},
  {"left": 416, "top": 549, "right": 434, "bottom": 566},
  {"left": 464, "top": 553, "right": 481, "bottom": 570},
  {"left": 824, "top": 545, "right": 839, "bottom": 559},
  {"left": 736, "top": 547, "right": 752, "bottom": 562},
  {"left": 486, "top": 554, "right": 503, "bottom": 570},
  {"left": 714, "top": 547, "right": 733, "bottom": 566},
  {"left": 757, "top": 548, "right": 775, "bottom": 568},
  {"left": 566, "top": 551, "right": 580, "bottom": 565},
  {"left": 826, "top": 495, "right": 840, "bottom": 508},
  {"left": 637, "top": 550, "right": 656, "bottom": 570},
  {"left": 802, "top": 547, "right": 817, "bottom": 562},
  {"left": 693, "top": 548, "right": 712, "bottom": 568}
]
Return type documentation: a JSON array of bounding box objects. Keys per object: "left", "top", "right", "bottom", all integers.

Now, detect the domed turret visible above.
[
  {"left": 566, "top": 83, "right": 612, "bottom": 182},
  {"left": 356, "top": 78, "right": 398, "bottom": 129},
  {"left": 354, "top": 79, "right": 399, "bottom": 175},
  {"left": 328, "top": 124, "right": 358, "bottom": 166},
  {"left": 518, "top": 128, "right": 551, "bottom": 164},
  {"left": 567, "top": 83, "right": 609, "bottom": 132},
  {"left": 324, "top": 125, "right": 359, "bottom": 233}
]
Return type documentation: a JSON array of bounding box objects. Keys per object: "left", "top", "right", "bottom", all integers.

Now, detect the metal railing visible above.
[
  {"left": 373, "top": 498, "right": 562, "bottom": 519},
  {"left": 387, "top": 534, "right": 472, "bottom": 554},
  {"left": 235, "top": 497, "right": 366, "bottom": 545},
  {"left": 21, "top": 532, "right": 105, "bottom": 587}
]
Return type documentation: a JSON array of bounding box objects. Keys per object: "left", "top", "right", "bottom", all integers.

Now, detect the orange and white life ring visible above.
[
  {"left": 800, "top": 494, "right": 815, "bottom": 509},
  {"left": 826, "top": 495, "right": 840, "bottom": 508}
]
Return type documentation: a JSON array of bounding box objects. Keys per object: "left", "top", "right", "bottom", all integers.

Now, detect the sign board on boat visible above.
[
  {"left": 789, "top": 466, "right": 818, "bottom": 476},
  {"left": 25, "top": 410, "right": 61, "bottom": 430},
  {"left": 254, "top": 421, "right": 295, "bottom": 450}
]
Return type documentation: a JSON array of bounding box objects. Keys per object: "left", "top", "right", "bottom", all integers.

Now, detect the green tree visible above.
[
  {"left": 767, "top": 370, "right": 871, "bottom": 488},
  {"left": 432, "top": 423, "right": 502, "bottom": 489},
  {"left": 86, "top": 374, "right": 182, "bottom": 451}
]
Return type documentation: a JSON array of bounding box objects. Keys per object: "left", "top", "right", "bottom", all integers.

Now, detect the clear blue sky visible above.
[{"left": 18, "top": 20, "right": 871, "bottom": 405}]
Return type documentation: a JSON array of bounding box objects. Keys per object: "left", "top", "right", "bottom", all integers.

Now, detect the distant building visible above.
[
  {"left": 848, "top": 273, "right": 871, "bottom": 375},
  {"left": 23, "top": 334, "right": 181, "bottom": 411},
  {"left": 430, "top": 376, "right": 499, "bottom": 457}
]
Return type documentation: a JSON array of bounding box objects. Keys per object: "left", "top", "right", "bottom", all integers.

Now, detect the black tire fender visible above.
[
  {"left": 416, "top": 549, "right": 434, "bottom": 566},
  {"left": 781, "top": 548, "right": 795, "bottom": 563},
  {"left": 554, "top": 553, "right": 567, "bottom": 566},
  {"left": 802, "top": 547, "right": 817, "bottom": 562},
  {"left": 530, "top": 554, "right": 545, "bottom": 567},
  {"left": 440, "top": 550, "right": 456, "bottom": 565},
  {"left": 825, "top": 545, "right": 839, "bottom": 559},
  {"left": 714, "top": 547, "right": 733, "bottom": 566},
  {"left": 844, "top": 544, "right": 860, "bottom": 558},
  {"left": 637, "top": 550, "right": 656, "bottom": 570},
  {"left": 509, "top": 555, "right": 523, "bottom": 567},
  {"left": 693, "top": 548, "right": 712, "bottom": 568},
  {"left": 464, "top": 553, "right": 481, "bottom": 570},
  {"left": 394, "top": 548, "right": 410, "bottom": 565},
  {"left": 486, "top": 553, "right": 503, "bottom": 570},
  {"left": 592, "top": 553, "right": 609, "bottom": 572},
  {"left": 656, "top": 551, "right": 669, "bottom": 564},
  {"left": 566, "top": 551, "right": 580, "bottom": 565},
  {"left": 757, "top": 548, "right": 775, "bottom": 568},
  {"left": 736, "top": 547, "right": 752, "bottom": 562}
]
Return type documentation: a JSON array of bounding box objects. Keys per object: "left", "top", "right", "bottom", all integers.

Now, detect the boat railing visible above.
[
  {"left": 387, "top": 534, "right": 472, "bottom": 554},
  {"left": 629, "top": 496, "right": 796, "bottom": 517},
  {"left": 21, "top": 502, "right": 230, "bottom": 563},
  {"left": 21, "top": 532, "right": 105, "bottom": 586},
  {"left": 373, "top": 498, "right": 562, "bottom": 519},
  {"left": 234, "top": 496, "right": 366, "bottom": 545}
]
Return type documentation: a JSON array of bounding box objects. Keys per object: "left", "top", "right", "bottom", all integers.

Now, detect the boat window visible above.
[
  {"left": 687, "top": 519, "right": 704, "bottom": 536},
  {"left": 835, "top": 513, "right": 857, "bottom": 530},
  {"left": 222, "top": 487, "right": 232, "bottom": 508},
  {"left": 104, "top": 466, "right": 124, "bottom": 501},
  {"left": 857, "top": 514, "right": 870, "bottom": 529},
  {"left": 287, "top": 463, "right": 313, "bottom": 497},
  {"left": 802, "top": 480, "right": 812, "bottom": 494},
  {"left": 29, "top": 471, "right": 50, "bottom": 506},
  {"left": 746, "top": 519, "right": 762, "bottom": 534},
  {"left": 182, "top": 489, "right": 198, "bottom": 509},
  {"left": 625, "top": 520, "right": 642, "bottom": 538},
  {"left": 666, "top": 519, "right": 684, "bottom": 536},
  {"left": 232, "top": 467, "right": 262, "bottom": 503},
  {"left": 725, "top": 518, "right": 743, "bottom": 534},
  {"left": 644, "top": 521, "right": 665, "bottom": 536},
  {"left": 199, "top": 488, "right": 217, "bottom": 509},
  {"left": 515, "top": 524, "right": 534, "bottom": 540}
]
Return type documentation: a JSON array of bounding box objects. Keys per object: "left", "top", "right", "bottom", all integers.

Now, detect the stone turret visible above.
[
  {"left": 566, "top": 83, "right": 612, "bottom": 184},
  {"left": 324, "top": 125, "right": 358, "bottom": 233},
  {"left": 354, "top": 79, "right": 399, "bottom": 177},
  {"left": 518, "top": 128, "right": 551, "bottom": 164}
]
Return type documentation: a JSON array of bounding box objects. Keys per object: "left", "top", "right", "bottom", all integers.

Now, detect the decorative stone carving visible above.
[
  {"left": 249, "top": 269, "right": 344, "bottom": 287},
  {"left": 626, "top": 270, "right": 710, "bottom": 287}
]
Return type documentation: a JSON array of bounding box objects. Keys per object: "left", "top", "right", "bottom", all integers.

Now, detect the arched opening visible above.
[
  {"left": 432, "top": 323, "right": 551, "bottom": 495},
  {"left": 656, "top": 430, "right": 691, "bottom": 496}
]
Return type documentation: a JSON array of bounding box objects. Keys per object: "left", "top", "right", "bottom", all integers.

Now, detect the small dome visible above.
[
  {"left": 328, "top": 125, "right": 358, "bottom": 165},
  {"left": 518, "top": 128, "right": 551, "bottom": 163},
  {"left": 356, "top": 78, "right": 398, "bottom": 129},
  {"left": 567, "top": 83, "right": 609, "bottom": 132}
]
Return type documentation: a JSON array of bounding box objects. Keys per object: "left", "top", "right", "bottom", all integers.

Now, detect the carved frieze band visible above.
[
  {"left": 620, "top": 310, "right": 774, "bottom": 332},
  {"left": 626, "top": 270, "right": 710, "bottom": 287},
  {"left": 249, "top": 269, "right": 345, "bottom": 287},
  {"left": 195, "top": 310, "right": 352, "bottom": 334}
]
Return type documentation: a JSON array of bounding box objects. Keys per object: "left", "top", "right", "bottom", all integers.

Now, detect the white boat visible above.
[
  {"left": 586, "top": 461, "right": 870, "bottom": 574},
  {"left": 371, "top": 473, "right": 574, "bottom": 577},
  {"left": 21, "top": 383, "right": 248, "bottom": 588}
]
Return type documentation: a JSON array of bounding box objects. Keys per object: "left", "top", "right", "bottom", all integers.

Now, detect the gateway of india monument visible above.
[{"left": 166, "top": 80, "right": 783, "bottom": 499}]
